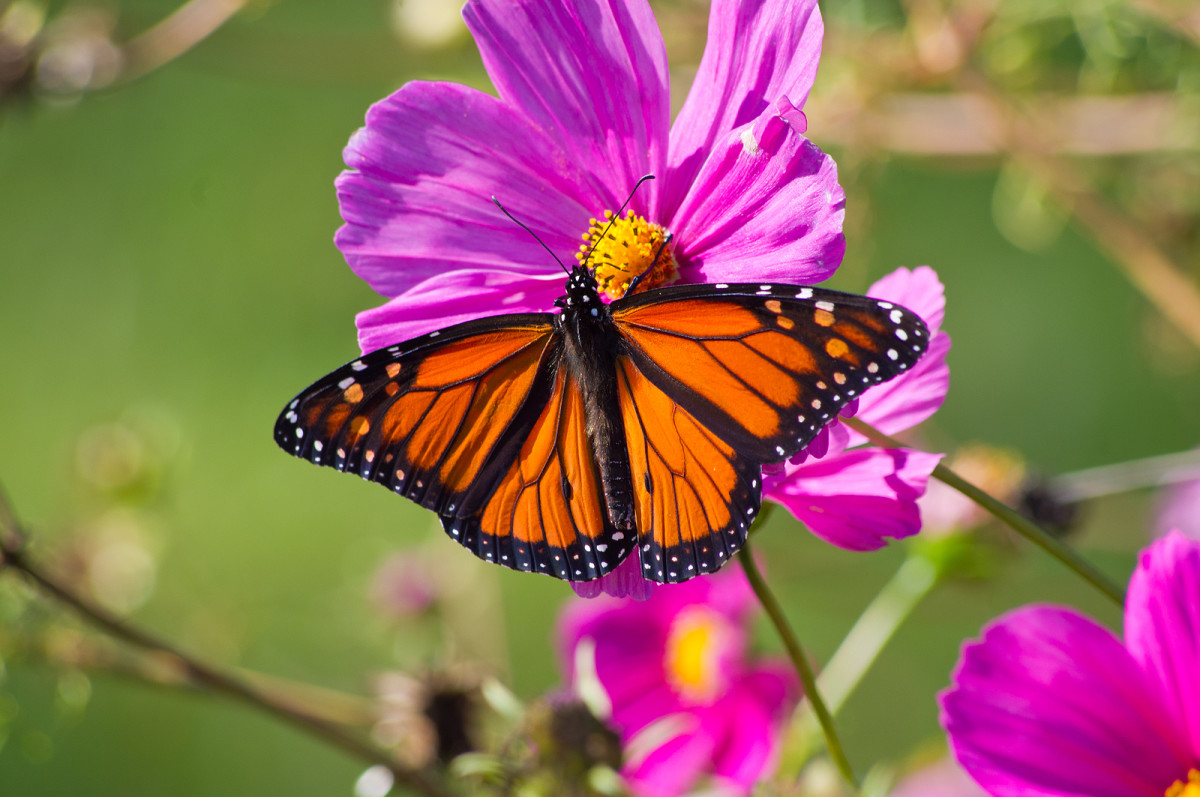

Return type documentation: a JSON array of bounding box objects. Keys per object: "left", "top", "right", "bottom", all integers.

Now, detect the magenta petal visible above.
[
  {"left": 626, "top": 722, "right": 716, "bottom": 797},
  {"left": 1124, "top": 531, "right": 1200, "bottom": 757},
  {"left": 850, "top": 331, "right": 951, "bottom": 442},
  {"left": 355, "top": 269, "right": 563, "bottom": 352},
  {"left": 336, "top": 81, "right": 600, "bottom": 299},
  {"left": 464, "top": 0, "right": 670, "bottom": 211},
  {"left": 941, "top": 606, "right": 1187, "bottom": 797},
  {"left": 666, "top": 0, "right": 824, "bottom": 210},
  {"left": 667, "top": 101, "right": 843, "bottom": 284},
  {"left": 767, "top": 448, "right": 941, "bottom": 550},
  {"left": 571, "top": 554, "right": 656, "bottom": 601},
  {"left": 710, "top": 665, "right": 798, "bottom": 790}
]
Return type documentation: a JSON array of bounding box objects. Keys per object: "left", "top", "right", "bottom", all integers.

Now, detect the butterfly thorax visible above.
[{"left": 554, "top": 265, "right": 636, "bottom": 532}]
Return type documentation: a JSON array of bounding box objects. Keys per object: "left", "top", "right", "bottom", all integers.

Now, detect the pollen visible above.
[
  {"left": 578, "top": 208, "right": 678, "bottom": 299},
  {"left": 1166, "top": 770, "right": 1200, "bottom": 797}
]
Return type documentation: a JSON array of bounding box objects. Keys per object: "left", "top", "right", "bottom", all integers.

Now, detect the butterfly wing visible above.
[
  {"left": 442, "top": 364, "right": 635, "bottom": 580},
  {"left": 614, "top": 354, "right": 762, "bottom": 582},
  {"left": 275, "top": 315, "right": 560, "bottom": 520},
  {"left": 610, "top": 282, "right": 930, "bottom": 582},
  {"left": 611, "top": 283, "right": 930, "bottom": 463},
  {"left": 275, "top": 314, "right": 632, "bottom": 581}
]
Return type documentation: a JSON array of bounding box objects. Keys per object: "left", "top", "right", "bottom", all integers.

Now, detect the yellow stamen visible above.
[
  {"left": 577, "top": 209, "right": 678, "bottom": 300},
  {"left": 1167, "top": 770, "right": 1200, "bottom": 797},
  {"left": 664, "top": 606, "right": 728, "bottom": 703}
]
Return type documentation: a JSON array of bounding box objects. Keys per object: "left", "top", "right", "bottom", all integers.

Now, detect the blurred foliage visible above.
[{"left": 1, "top": 0, "right": 1198, "bottom": 794}]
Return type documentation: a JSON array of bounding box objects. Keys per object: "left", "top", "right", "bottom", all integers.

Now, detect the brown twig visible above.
[{"left": 0, "top": 486, "right": 454, "bottom": 797}]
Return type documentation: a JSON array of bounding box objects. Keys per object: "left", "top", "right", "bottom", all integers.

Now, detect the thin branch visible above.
[
  {"left": 738, "top": 543, "right": 859, "bottom": 792},
  {"left": 119, "top": 0, "right": 249, "bottom": 83},
  {"left": 0, "top": 486, "right": 454, "bottom": 797},
  {"left": 842, "top": 418, "right": 1126, "bottom": 607}
]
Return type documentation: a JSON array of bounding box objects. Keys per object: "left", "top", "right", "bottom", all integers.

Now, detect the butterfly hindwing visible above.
[
  {"left": 611, "top": 283, "right": 929, "bottom": 464},
  {"left": 442, "top": 364, "right": 635, "bottom": 581},
  {"left": 274, "top": 315, "right": 559, "bottom": 520},
  {"left": 615, "top": 355, "right": 762, "bottom": 583}
]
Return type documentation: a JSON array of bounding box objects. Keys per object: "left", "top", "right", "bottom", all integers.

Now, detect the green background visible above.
[{"left": 1, "top": 0, "right": 1196, "bottom": 793}]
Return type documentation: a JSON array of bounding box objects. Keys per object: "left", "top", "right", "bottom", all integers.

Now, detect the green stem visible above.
[
  {"left": 815, "top": 554, "right": 938, "bottom": 716},
  {"left": 789, "top": 555, "right": 939, "bottom": 764},
  {"left": 842, "top": 418, "right": 1126, "bottom": 607},
  {"left": 738, "top": 542, "right": 859, "bottom": 792}
]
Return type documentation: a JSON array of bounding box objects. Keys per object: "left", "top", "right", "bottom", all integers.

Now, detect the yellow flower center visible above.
[
  {"left": 664, "top": 606, "right": 730, "bottom": 703},
  {"left": 577, "top": 209, "right": 677, "bottom": 300},
  {"left": 1167, "top": 770, "right": 1200, "bottom": 797}
]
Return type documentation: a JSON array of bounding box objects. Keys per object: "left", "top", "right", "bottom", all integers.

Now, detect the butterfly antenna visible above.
[
  {"left": 580, "top": 174, "right": 656, "bottom": 269},
  {"left": 626, "top": 231, "right": 673, "bottom": 296},
  {"left": 491, "top": 196, "right": 570, "bottom": 275}
]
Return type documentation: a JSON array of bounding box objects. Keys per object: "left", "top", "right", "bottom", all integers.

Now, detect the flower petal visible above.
[
  {"left": 710, "top": 664, "right": 798, "bottom": 790},
  {"left": 667, "top": 100, "right": 843, "bottom": 284},
  {"left": 1124, "top": 531, "right": 1200, "bottom": 757},
  {"left": 336, "top": 81, "right": 600, "bottom": 300},
  {"left": 666, "top": 0, "right": 824, "bottom": 211},
  {"left": 355, "top": 268, "right": 563, "bottom": 352},
  {"left": 463, "top": 0, "right": 670, "bottom": 211},
  {"left": 767, "top": 447, "right": 941, "bottom": 550},
  {"left": 572, "top": 554, "right": 657, "bottom": 601},
  {"left": 625, "top": 720, "right": 716, "bottom": 797},
  {"left": 941, "top": 606, "right": 1187, "bottom": 797}
]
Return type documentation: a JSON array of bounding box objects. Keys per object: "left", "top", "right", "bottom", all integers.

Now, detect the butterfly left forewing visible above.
[
  {"left": 611, "top": 283, "right": 929, "bottom": 464},
  {"left": 274, "top": 316, "right": 558, "bottom": 519}
]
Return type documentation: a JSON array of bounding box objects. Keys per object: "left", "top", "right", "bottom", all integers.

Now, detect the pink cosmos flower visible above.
[
  {"left": 558, "top": 567, "right": 799, "bottom": 797},
  {"left": 764, "top": 265, "right": 950, "bottom": 550},
  {"left": 940, "top": 530, "right": 1200, "bottom": 797},
  {"left": 336, "top": 0, "right": 843, "bottom": 352}
]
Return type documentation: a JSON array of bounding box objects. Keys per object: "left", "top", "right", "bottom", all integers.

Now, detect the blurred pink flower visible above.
[
  {"left": 337, "top": 0, "right": 843, "bottom": 352},
  {"left": 764, "top": 266, "right": 950, "bottom": 550},
  {"left": 369, "top": 552, "right": 438, "bottom": 618},
  {"left": 940, "top": 531, "right": 1200, "bottom": 797},
  {"left": 890, "top": 757, "right": 989, "bottom": 797},
  {"left": 559, "top": 567, "right": 799, "bottom": 797},
  {"left": 1154, "top": 475, "right": 1200, "bottom": 540}
]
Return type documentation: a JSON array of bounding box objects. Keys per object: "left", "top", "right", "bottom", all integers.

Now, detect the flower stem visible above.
[
  {"left": 0, "top": 487, "right": 453, "bottom": 797},
  {"left": 738, "top": 542, "right": 859, "bottom": 792},
  {"left": 816, "top": 554, "right": 938, "bottom": 717},
  {"left": 842, "top": 418, "right": 1126, "bottom": 607},
  {"left": 786, "top": 553, "right": 938, "bottom": 767}
]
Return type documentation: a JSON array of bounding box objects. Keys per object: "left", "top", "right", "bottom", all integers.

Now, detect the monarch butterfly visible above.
[{"left": 275, "top": 244, "right": 928, "bottom": 585}]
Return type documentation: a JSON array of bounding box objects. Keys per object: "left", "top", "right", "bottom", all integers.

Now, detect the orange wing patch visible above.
[
  {"left": 611, "top": 287, "right": 929, "bottom": 464},
  {"left": 442, "top": 368, "right": 635, "bottom": 581},
  {"left": 616, "top": 356, "right": 761, "bottom": 583},
  {"left": 275, "top": 323, "right": 557, "bottom": 517}
]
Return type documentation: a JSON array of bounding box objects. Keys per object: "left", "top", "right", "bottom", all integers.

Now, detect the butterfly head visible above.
[{"left": 554, "top": 264, "right": 606, "bottom": 315}]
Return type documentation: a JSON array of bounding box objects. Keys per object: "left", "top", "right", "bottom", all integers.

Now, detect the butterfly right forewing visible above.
[{"left": 610, "top": 282, "right": 929, "bottom": 465}]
